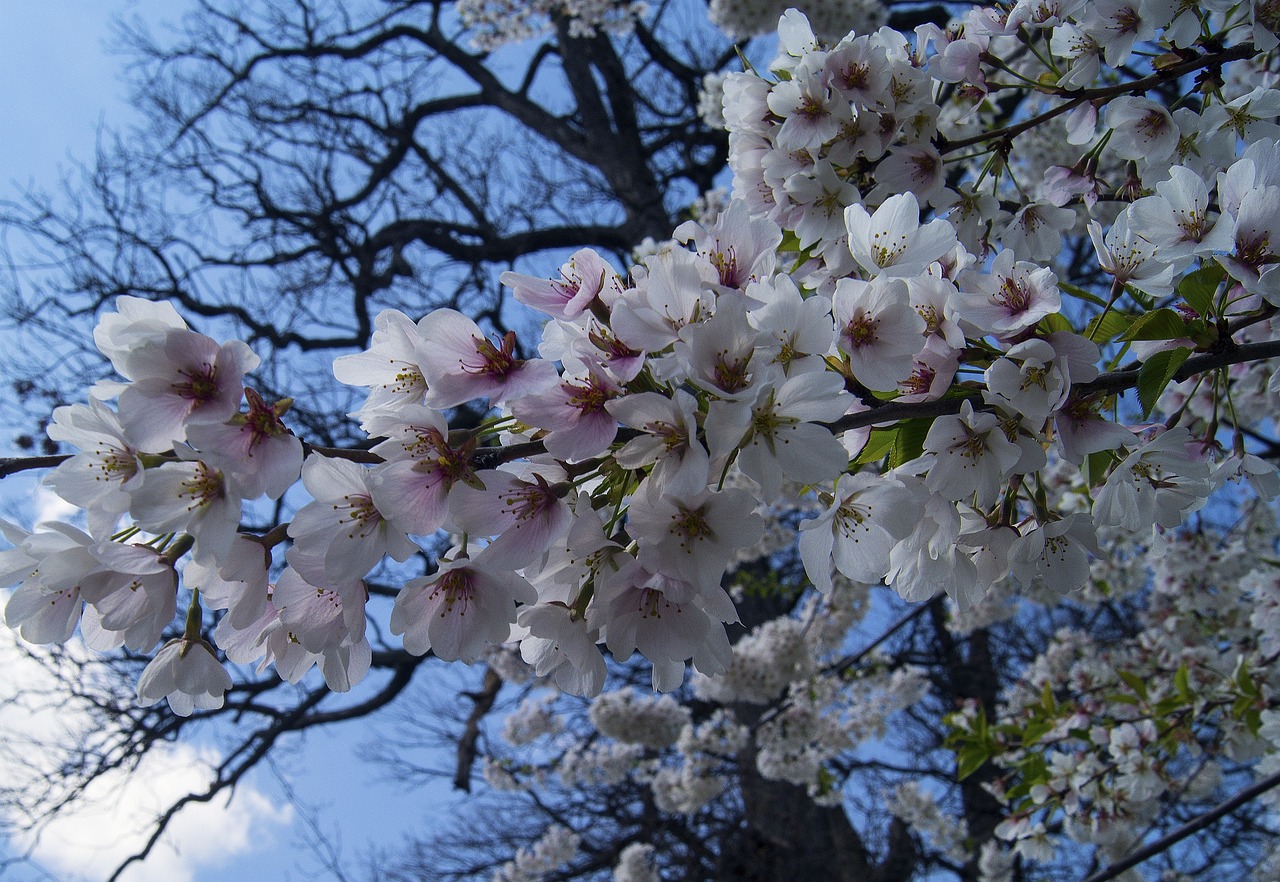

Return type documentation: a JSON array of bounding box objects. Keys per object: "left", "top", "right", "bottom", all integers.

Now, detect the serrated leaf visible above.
[
  {"left": 855, "top": 426, "right": 898, "bottom": 465},
  {"left": 1122, "top": 308, "right": 1190, "bottom": 342},
  {"left": 1085, "top": 310, "right": 1135, "bottom": 342},
  {"left": 1178, "top": 263, "right": 1225, "bottom": 316},
  {"left": 1136, "top": 346, "right": 1192, "bottom": 417}
]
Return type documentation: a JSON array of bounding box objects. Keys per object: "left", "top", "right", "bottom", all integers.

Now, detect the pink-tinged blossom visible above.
[
  {"left": 845, "top": 192, "right": 958, "bottom": 278},
  {"left": 288, "top": 455, "right": 418, "bottom": 583},
  {"left": 611, "top": 248, "right": 716, "bottom": 352},
  {"left": 767, "top": 65, "right": 846, "bottom": 152},
  {"left": 675, "top": 198, "right": 782, "bottom": 293},
  {"left": 675, "top": 297, "right": 766, "bottom": 399},
  {"left": 799, "top": 472, "right": 920, "bottom": 594},
  {"left": 44, "top": 399, "right": 144, "bottom": 534},
  {"left": 449, "top": 468, "right": 574, "bottom": 570},
  {"left": 1008, "top": 0, "right": 1086, "bottom": 29},
  {"left": 79, "top": 541, "right": 179, "bottom": 652},
  {"left": 525, "top": 501, "right": 622, "bottom": 605},
  {"left": 274, "top": 556, "right": 367, "bottom": 653},
  {"left": 136, "top": 637, "right": 233, "bottom": 717},
  {"left": 332, "top": 309, "right": 429, "bottom": 415},
  {"left": 897, "top": 341, "right": 959, "bottom": 403},
  {"left": 823, "top": 34, "right": 892, "bottom": 108},
  {"left": 594, "top": 560, "right": 735, "bottom": 692},
  {"left": 419, "top": 308, "right": 558, "bottom": 409},
  {"left": 391, "top": 550, "right": 536, "bottom": 662},
  {"left": 922, "top": 401, "right": 1022, "bottom": 508},
  {"left": 833, "top": 275, "right": 926, "bottom": 391},
  {"left": 128, "top": 456, "right": 242, "bottom": 560},
  {"left": 1049, "top": 23, "right": 1101, "bottom": 89},
  {"left": 116, "top": 328, "right": 259, "bottom": 453},
  {"left": 983, "top": 339, "right": 1071, "bottom": 430},
  {"left": 1010, "top": 514, "right": 1100, "bottom": 595},
  {"left": 999, "top": 201, "right": 1077, "bottom": 263},
  {"left": 217, "top": 596, "right": 370, "bottom": 693},
  {"left": 364, "top": 405, "right": 479, "bottom": 536},
  {"left": 512, "top": 363, "right": 621, "bottom": 462},
  {"left": 1213, "top": 452, "right": 1280, "bottom": 499},
  {"left": 1129, "top": 166, "right": 1234, "bottom": 267},
  {"left": 625, "top": 479, "right": 763, "bottom": 593},
  {"left": 785, "top": 160, "right": 859, "bottom": 251},
  {"left": 954, "top": 249, "right": 1060, "bottom": 340},
  {"left": 1088, "top": 212, "right": 1176, "bottom": 299},
  {"left": 869, "top": 145, "right": 947, "bottom": 207},
  {"left": 1105, "top": 96, "right": 1178, "bottom": 162},
  {"left": 1053, "top": 395, "right": 1137, "bottom": 464},
  {"left": 907, "top": 274, "right": 965, "bottom": 350},
  {"left": 501, "top": 248, "right": 621, "bottom": 320},
  {"left": 371, "top": 458, "right": 476, "bottom": 540},
  {"left": 946, "top": 184, "right": 1005, "bottom": 255},
  {"left": 517, "top": 603, "right": 607, "bottom": 696},
  {"left": 1219, "top": 186, "right": 1280, "bottom": 305},
  {"left": 187, "top": 389, "right": 303, "bottom": 500},
  {"left": 1093, "top": 429, "right": 1212, "bottom": 531},
  {"left": 746, "top": 275, "right": 835, "bottom": 377},
  {"left": 1202, "top": 87, "right": 1280, "bottom": 143},
  {"left": 705, "top": 371, "right": 851, "bottom": 501},
  {"left": 1079, "top": 0, "right": 1167, "bottom": 68},
  {"left": 92, "top": 296, "right": 187, "bottom": 382},
  {"left": 608, "top": 389, "right": 710, "bottom": 490},
  {"left": 2, "top": 521, "right": 92, "bottom": 645},
  {"left": 184, "top": 535, "right": 271, "bottom": 632}
]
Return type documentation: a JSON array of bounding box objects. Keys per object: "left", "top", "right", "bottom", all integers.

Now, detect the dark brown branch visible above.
[{"left": 454, "top": 666, "right": 503, "bottom": 792}]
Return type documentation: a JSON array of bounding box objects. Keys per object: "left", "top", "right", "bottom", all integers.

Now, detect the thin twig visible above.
[{"left": 1080, "top": 769, "right": 1280, "bottom": 882}]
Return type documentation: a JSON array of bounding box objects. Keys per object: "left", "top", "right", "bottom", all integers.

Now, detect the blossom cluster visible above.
[{"left": 3, "top": 2, "right": 1280, "bottom": 729}]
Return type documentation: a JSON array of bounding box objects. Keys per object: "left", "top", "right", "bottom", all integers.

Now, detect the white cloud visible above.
[
  {"left": 0, "top": 628, "right": 294, "bottom": 882},
  {"left": 32, "top": 484, "right": 80, "bottom": 526}
]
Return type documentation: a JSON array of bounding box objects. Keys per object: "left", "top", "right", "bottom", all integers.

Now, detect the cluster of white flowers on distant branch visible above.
[{"left": 3, "top": 3, "right": 1280, "bottom": 722}]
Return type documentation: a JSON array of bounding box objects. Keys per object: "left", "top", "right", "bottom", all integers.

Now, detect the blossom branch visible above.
[{"left": 1080, "top": 768, "right": 1280, "bottom": 882}]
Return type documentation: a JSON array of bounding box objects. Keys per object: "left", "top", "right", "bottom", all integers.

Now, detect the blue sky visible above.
[{"left": 0, "top": 5, "right": 465, "bottom": 881}]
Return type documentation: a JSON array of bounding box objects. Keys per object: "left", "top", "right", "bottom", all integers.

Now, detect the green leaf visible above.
[
  {"left": 855, "top": 426, "right": 898, "bottom": 465},
  {"left": 1175, "top": 663, "right": 1192, "bottom": 700},
  {"left": 890, "top": 418, "right": 933, "bottom": 469},
  {"left": 1041, "top": 681, "right": 1057, "bottom": 714},
  {"left": 1122, "top": 308, "right": 1189, "bottom": 342},
  {"left": 956, "top": 744, "right": 991, "bottom": 781},
  {"left": 1085, "top": 310, "right": 1135, "bottom": 343},
  {"left": 1136, "top": 346, "right": 1192, "bottom": 417},
  {"left": 1118, "top": 670, "right": 1150, "bottom": 700},
  {"left": 1178, "top": 263, "right": 1225, "bottom": 317},
  {"left": 1038, "top": 312, "right": 1074, "bottom": 335},
  {"left": 1082, "top": 449, "right": 1116, "bottom": 487},
  {"left": 1021, "top": 718, "right": 1053, "bottom": 745},
  {"left": 1059, "top": 281, "right": 1108, "bottom": 308},
  {"left": 1235, "top": 657, "right": 1259, "bottom": 697}
]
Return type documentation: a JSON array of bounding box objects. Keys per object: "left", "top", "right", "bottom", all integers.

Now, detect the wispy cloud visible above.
[{"left": 0, "top": 628, "right": 294, "bottom": 882}]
